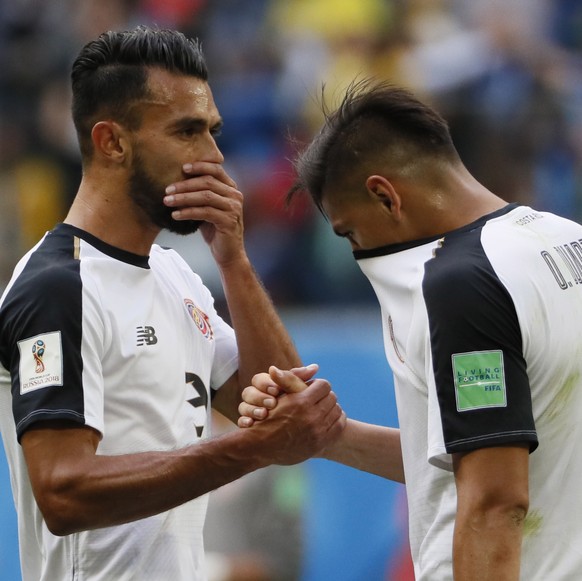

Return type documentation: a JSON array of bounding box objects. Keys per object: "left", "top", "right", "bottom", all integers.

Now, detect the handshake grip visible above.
[
  {"left": 238, "top": 364, "right": 320, "bottom": 429},
  {"left": 267, "top": 365, "right": 317, "bottom": 394}
]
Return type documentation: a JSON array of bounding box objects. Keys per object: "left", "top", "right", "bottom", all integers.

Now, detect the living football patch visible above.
[{"left": 452, "top": 350, "right": 507, "bottom": 412}]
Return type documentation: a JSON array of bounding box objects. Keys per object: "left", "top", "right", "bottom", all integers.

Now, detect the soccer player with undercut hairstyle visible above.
[{"left": 240, "top": 80, "right": 582, "bottom": 580}]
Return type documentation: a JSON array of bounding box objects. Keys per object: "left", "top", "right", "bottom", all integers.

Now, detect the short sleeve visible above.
[
  {"left": 0, "top": 247, "right": 102, "bottom": 441},
  {"left": 423, "top": 227, "right": 538, "bottom": 468}
]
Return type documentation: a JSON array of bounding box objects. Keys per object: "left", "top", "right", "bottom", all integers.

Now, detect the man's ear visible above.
[
  {"left": 366, "top": 175, "right": 402, "bottom": 220},
  {"left": 91, "top": 121, "right": 131, "bottom": 164}
]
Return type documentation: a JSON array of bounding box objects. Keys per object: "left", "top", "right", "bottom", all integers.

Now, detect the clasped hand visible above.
[{"left": 237, "top": 364, "right": 345, "bottom": 464}]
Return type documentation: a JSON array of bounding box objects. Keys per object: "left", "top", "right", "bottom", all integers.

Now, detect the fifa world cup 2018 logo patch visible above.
[
  {"left": 184, "top": 299, "right": 214, "bottom": 340},
  {"left": 32, "top": 339, "right": 46, "bottom": 373},
  {"left": 18, "top": 331, "right": 63, "bottom": 395}
]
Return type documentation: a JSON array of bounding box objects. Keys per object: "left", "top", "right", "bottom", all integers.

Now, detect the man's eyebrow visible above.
[
  {"left": 210, "top": 119, "right": 224, "bottom": 133},
  {"left": 170, "top": 117, "right": 224, "bottom": 132}
]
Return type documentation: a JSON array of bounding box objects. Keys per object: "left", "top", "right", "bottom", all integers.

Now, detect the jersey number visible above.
[{"left": 186, "top": 372, "right": 209, "bottom": 437}]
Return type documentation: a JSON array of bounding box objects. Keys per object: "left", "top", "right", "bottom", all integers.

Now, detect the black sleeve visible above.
[
  {"left": 0, "top": 237, "right": 87, "bottom": 440},
  {"left": 423, "top": 228, "right": 538, "bottom": 454}
]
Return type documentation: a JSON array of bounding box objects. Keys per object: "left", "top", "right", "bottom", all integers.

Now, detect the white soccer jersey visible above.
[
  {"left": 0, "top": 223, "right": 239, "bottom": 581},
  {"left": 355, "top": 204, "right": 582, "bottom": 580}
]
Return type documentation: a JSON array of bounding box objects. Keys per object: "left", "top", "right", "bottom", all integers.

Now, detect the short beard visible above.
[{"left": 128, "top": 155, "right": 203, "bottom": 236}]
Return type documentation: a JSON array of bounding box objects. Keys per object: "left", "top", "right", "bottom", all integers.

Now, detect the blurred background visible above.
[{"left": 1, "top": 0, "right": 581, "bottom": 579}]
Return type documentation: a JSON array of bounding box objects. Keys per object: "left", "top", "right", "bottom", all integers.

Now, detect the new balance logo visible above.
[{"left": 136, "top": 326, "right": 158, "bottom": 346}]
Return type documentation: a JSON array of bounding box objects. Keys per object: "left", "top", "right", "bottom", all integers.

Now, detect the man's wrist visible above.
[{"left": 214, "top": 249, "right": 252, "bottom": 272}]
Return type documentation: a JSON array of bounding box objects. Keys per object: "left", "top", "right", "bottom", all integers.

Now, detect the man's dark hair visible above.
[
  {"left": 71, "top": 25, "right": 208, "bottom": 160},
  {"left": 288, "top": 80, "right": 459, "bottom": 213}
]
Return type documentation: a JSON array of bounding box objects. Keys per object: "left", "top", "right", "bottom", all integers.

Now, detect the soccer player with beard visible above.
[{"left": 0, "top": 26, "right": 345, "bottom": 581}]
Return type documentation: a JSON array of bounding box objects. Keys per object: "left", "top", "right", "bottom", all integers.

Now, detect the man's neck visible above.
[{"left": 65, "top": 180, "right": 159, "bottom": 256}]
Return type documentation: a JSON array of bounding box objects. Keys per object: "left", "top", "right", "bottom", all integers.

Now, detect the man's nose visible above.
[{"left": 204, "top": 135, "right": 224, "bottom": 164}]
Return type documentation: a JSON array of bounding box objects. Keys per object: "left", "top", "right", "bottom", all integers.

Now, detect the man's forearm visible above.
[
  {"left": 24, "top": 426, "right": 271, "bottom": 536},
  {"left": 452, "top": 445, "right": 529, "bottom": 580},
  {"left": 321, "top": 419, "right": 405, "bottom": 483},
  {"left": 24, "top": 378, "right": 343, "bottom": 536},
  {"left": 219, "top": 256, "right": 301, "bottom": 387}
]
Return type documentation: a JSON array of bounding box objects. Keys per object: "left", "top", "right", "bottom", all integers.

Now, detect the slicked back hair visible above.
[
  {"left": 288, "top": 80, "right": 459, "bottom": 213},
  {"left": 71, "top": 25, "right": 208, "bottom": 161}
]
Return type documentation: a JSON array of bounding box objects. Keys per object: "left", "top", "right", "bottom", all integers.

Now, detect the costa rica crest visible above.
[{"left": 184, "top": 299, "right": 214, "bottom": 340}]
